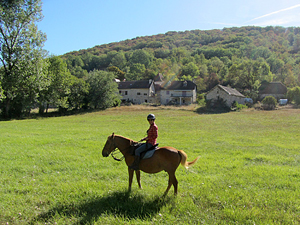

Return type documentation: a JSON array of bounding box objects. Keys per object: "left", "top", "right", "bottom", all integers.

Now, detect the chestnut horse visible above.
[{"left": 102, "top": 133, "right": 199, "bottom": 196}]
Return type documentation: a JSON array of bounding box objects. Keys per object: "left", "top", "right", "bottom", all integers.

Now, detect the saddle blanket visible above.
[{"left": 141, "top": 149, "right": 156, "bottom": 159}]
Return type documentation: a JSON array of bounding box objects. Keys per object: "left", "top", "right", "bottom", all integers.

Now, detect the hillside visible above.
[{"left": 62, "top": 26, "right": 300, "bottom": 99}]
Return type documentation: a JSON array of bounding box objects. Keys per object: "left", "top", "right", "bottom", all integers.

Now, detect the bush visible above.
[
  {"left": 204, "top": 97, "right": 231, "bottom": 113},
  {"left": 232, "top": 101, "right": 248, "bottom": 111},
  {"left": 286, "top": 86, "right": 300, "bottom": 105},
  {"left": 262, "top": 96, "right": 277, "bottom": 110}
]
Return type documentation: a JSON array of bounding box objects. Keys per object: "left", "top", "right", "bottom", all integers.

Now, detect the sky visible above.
[{"left": 38, "top": 0, "right": 300, "bottom": 56}]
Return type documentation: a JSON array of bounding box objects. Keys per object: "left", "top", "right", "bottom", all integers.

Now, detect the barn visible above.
[{"left": 258, "top": 82, "right": 287, "bottom": 100}]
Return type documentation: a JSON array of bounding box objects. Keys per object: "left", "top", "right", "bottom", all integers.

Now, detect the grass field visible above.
[{"left": 0, "top": 106, "right": 300, "bottom": 224}]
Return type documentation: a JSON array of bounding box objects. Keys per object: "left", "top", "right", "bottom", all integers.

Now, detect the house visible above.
[
  {"left": 158, "top": 80, "right": 197, "bottom": 105},
  {"left": 258, "top": 82, "right": 287, "bottom": 100},
  {"left": 206, "top": 84, "right": 245, "bottom": 107},
  {"left": 117, "top": 74, "right": 197, "bottom": 105},
  {"left": 118, "top": 80, "right": 155, "bottom": 104}
]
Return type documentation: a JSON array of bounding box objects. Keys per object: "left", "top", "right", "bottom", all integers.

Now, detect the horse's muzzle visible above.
[{"left": 102, "top": 151, "right": 109, "bottom": 157}]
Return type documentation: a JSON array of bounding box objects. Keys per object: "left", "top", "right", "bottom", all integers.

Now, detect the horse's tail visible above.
[{"left": 178, "top": 150, "right": 200, "bottom": 169}]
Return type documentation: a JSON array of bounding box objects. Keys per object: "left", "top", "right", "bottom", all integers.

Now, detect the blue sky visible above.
[{"left": 38, "top": 0, "right": 300, "bottom": 56}]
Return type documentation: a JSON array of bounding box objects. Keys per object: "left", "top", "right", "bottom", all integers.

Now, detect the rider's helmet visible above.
[{"left": 147, "top": 114, "right": 155, "bottom": 120}]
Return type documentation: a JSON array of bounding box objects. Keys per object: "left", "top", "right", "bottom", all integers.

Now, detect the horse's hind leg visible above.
[
  {"left": 164, "top": 171, "right": 178, "bottom": 196},
  {"left": 163, "top": 176, "right": 172, "bottom": 197},
  {"left": 135, "top": 170, "right": 142, "bottom": 189},
  {"left": 172, "top": 174, "right": 178, "bottom": 195}
]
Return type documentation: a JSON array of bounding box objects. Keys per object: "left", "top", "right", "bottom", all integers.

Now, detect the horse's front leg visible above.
[
  {"left": 135, "top": 170, "right": 142, "bottom": 189},
  {"left": 128, "top": 167, "right": 134, "bottom": 191}
]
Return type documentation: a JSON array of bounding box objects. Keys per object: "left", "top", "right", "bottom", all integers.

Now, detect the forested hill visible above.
[{"left": 62, "top": 26, "right": 300, "bottom": 96}]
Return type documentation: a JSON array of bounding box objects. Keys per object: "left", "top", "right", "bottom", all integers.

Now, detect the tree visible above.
[
  {"left": 38, "top": 56, "right": 73, "bottom": 113},
  {"left": 85, "top": 70, "right": 120, "bottom": 109},
  {"left": 0, "top": 0, "right": 47, "bottom": 118},
  {"left": 126, "top": 63, "right": 146, "bottom": 80},
  {"left": 129, "top": 49, "right": 153, "bottom": 68},
  {"left": 0, "top": 78, "right": 4, "bottom": 101},
  {"left": 68, "top": 76, "right": 89, "bottom": 110},
  {"left": 181, "top": 62, "right": 199, "bottom": 78},
  {"left": 108, "top": 66, "right": 125, "bottom": 81},
  {"left": 235, "top": 60, "right": 271, "bottom": 91},
  {"left": 287, "top": 86, "right": 300, "bottom": 105},
  {"left": 262, "top": 96, "right": 277, "bottom": 110},
  {"left": 205, "top": 72, "right": 220, "bottom": 91},
  {"left": 111, "top": 51, "right": 127, "bottom": 70}
]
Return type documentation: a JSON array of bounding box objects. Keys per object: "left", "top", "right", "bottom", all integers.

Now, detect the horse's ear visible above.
[{"left": 112, "top": 133, "right": 115, "bottom": 138}]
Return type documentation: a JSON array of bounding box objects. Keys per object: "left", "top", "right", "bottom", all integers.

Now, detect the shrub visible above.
[
  {"left": 232, "top": 101, "right": 248, "bottom": 111},
  {"left": 262, "top": 96, "right": 277, "bottom": 110},
  {"left": 204, "top": 97, "right": 231, "bottom": 112},
  {"left": 286, "top": 86, "right": 300, "bottom": 105}
]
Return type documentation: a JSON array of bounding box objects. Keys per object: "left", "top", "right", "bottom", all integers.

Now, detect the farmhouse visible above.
[
  {"left": 258, "top": 81, "right": 287, "bottom": 100},
  {"left": 158, "top": 80, "right": 197, "bottom": 105},
  {"left": 206, "top": 84, "right": 245, "bottom": 107},
  {"left": 117, "top": 74, "right": 197, "bottom": 105},
  {"left": 118, "top": 80, "right": 156, "bottom": 104}
]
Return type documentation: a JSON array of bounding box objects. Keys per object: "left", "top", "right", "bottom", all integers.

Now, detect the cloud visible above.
[{"left": 248, "top": 4, "right": 300, "bottom": 22}]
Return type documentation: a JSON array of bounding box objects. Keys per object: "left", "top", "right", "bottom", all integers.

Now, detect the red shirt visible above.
[{"left": 147, "top": 123, "right": 158, "bottom": 146}]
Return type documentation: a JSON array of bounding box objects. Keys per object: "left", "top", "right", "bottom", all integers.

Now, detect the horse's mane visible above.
[{"left": 111, "top": 134, "right": 134, "bottom": 144}]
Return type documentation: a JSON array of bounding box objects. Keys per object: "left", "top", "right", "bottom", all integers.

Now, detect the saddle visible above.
[{"left": 131, "top": 142, "right": 159, "bottom": 159}]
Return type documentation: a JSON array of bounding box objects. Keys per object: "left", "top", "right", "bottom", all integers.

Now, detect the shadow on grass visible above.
[
  {"left": 0, "top": 108, "right": 103, "bottom": 121},
  {"left": 30, "top": 190, "right": 173, "bottom": 224}
]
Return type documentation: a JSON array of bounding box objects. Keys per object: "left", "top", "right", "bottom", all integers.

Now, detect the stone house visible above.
[{"left": 206, "top": 84, "right": 245, "bottom": 107}]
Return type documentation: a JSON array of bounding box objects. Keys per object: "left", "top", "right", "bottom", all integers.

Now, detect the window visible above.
[
  {"left": 125, "top": 91, "right": 128, "bottom": 95},
  {"left": 137, "top": 92, "right": 141, "bottom": 95},
  {"left": 144, "top": 93, "right": 147, "bottom": 96},
  {"left": 166, "top": 91, "right": 170, "bottom": 95}
]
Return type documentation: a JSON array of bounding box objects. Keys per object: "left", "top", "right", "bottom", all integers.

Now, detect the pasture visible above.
[{"left": 0, "top": 106, "right": 300, "bottom": 224}]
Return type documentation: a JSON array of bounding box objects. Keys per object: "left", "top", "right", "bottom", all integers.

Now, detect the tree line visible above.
[
  {"left": 0, "top": 0, "right": 119, "bottom": 118},
  {"left": 1, "top": 1, "right": 300, "bottom": 119},
  {"left": 64, "top": 25, "right": 300, "bottom": 103}
]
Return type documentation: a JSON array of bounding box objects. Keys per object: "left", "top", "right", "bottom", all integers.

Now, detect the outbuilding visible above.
[
  {"left": 258, "top": 82, "right": 287, "bottom": 100},
  {"left": 206, "top": 84, "right": 245, "bottom": 107}
]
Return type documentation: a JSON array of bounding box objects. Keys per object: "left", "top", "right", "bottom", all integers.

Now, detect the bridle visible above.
[
  {"left": 109, "top": 137, "right": 133, "bottom": 162},
  {"left": 111, "top": 148, "right": 125, "bottom": 161}
]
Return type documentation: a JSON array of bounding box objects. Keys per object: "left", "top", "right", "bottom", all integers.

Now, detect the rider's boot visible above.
[{"left": 129, "top": 155, "right": 140, "bottom": 170}]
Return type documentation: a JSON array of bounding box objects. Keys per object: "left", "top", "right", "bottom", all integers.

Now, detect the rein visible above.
[
  {"left": 110, "top": 138, "right": 134, "bottom": 162},
  {"left": 111, "top": 148, "right": 125, "bottom": 161}
]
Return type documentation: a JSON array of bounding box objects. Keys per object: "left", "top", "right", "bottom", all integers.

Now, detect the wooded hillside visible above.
[{"left": 63, "top": 26, "right": 300, "bottom": 99}]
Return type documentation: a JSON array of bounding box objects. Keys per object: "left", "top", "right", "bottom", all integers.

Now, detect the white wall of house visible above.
[
  {"left": 159, "top": 89, "right": 196, "bottom": 105},
  {"left": 119, "top": 83, "right": 156, "bottom": 104},
  {"left": 118, "top": 80, "right": 197, "bottom": 105}
]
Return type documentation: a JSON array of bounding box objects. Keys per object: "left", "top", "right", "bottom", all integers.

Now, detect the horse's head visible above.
[{"left": 102, "top": 133, "right": 116, "bottom": 157}]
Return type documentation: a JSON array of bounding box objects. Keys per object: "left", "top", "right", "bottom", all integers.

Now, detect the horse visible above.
[{"left": 102, "top": 133, "right": 199, "bottom": 196}]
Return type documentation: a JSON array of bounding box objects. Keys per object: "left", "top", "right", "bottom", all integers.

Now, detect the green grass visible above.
[{"left": 1, "top": 106, "right": 300, "bottom": 224}]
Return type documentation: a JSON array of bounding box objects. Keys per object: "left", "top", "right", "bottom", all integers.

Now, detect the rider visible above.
[{"left": 129, "top": 114, "right": 158, "bottom": 170}]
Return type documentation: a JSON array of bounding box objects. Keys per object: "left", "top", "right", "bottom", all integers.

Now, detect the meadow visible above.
[{"left": 0, "top": 106, "right": 300, "bottom": 224}]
